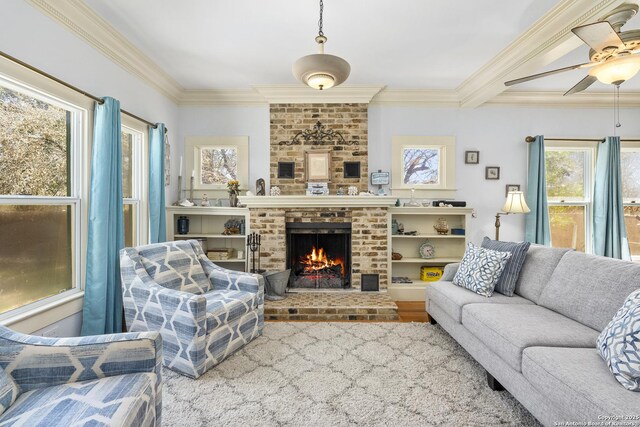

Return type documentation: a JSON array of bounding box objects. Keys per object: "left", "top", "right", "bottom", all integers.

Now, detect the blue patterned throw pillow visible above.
[
  {"left": 481, "top": 237, "right": 531, "bottom": 297},
  {"left": 0, "top": 366, "right": 19, "bottom": 415},
  {"left": 597, "top": 288, "right": 640, "bottom": 391},
  {"left": 453, "top": 243, "right": 512, "bottom": 297}
]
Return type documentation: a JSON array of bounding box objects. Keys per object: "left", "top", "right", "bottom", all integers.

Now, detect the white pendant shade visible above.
[
  {"left": 293, "top": 53, "right": 351, "bottom": 90},
  {"left": 502, "top": 191, "right": 530, "bottom": 214},
  {"left": 589, "top": 55, "right": 640, "bottom": 85}
]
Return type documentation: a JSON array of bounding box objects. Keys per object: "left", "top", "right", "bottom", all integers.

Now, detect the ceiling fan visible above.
[{"left": 505, "top": 3, "right": 640, "bottom": 95}]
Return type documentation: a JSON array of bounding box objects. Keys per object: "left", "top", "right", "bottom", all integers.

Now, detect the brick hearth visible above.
[{"left": 264, "top": 292, "right": 398, "bottom": 321}]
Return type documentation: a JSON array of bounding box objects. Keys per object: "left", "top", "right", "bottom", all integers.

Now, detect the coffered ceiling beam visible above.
[{"left": 456, "top": 0, "right": 635, "bottom": 108}]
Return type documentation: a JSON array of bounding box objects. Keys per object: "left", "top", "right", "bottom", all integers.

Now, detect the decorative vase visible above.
[
  {"left": 229, "top": 192, "right": 238, "bottom": 207},
  {"left": 177, "top": 216, "right": 189, "bottom": 234}
]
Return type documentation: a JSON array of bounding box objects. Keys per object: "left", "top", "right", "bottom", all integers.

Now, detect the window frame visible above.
[
  {"left": 621, "top": 142, "right": 640, "bottom": 261},
  {"left": 544, "top": 142, "right": 596, "bottom": 253},
  {"left": 122, "top": 117, "right": 149, "bottom": 247},
  {"left": 0, "top": 70, "right": 87, "bottom": 322}
]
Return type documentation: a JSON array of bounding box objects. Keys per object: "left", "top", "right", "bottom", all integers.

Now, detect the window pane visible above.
[
  {"left": 122, "top": 130, "right": 132, "bottom": 199},
  {"left": 403, "top": 148, "right": 440, "bottom": 184},
  {"left": 545, "top": 150, "right": 585, "bottom": 200},
  {"left": 549, "top": 205, "right": 586, "bottom": 252},
  {"left": 0, "top": 86, "right": 71, "bottom": 196},
  {"left": 622, "top": 151, "right": 640, "bottom": 201},
  {"left": 624, "top": 205, "right": 640, "bottom": 257},
  {"left": 123, "top": 203, "right": 136, "bottom": 248},
  {"left": 0, "top": 205, "right": 73, "bottom": 313}
]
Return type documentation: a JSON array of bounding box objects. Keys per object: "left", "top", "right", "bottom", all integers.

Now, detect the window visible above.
[
  {"left": 622, "top": 146, "right": 640, "bottom": 260},
  {"left": 545, "top": 140, "right": 639, "bottom": 259},
  {"left": 0, "top": 78, "right": 83, "bottom": 316},
  {"left": 184, "top": 136, "right": 249, "bottom": 191},
  {"left": 545, "top": 147, "right": 593, "bottom": 252},
  {"left": 122, "top": 125, "right": 144, "bottom": 248}
]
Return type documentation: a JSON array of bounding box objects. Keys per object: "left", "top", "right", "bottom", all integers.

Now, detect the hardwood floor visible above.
[{"left": 396, "top": 301, "right": 430, "bottom": 323}]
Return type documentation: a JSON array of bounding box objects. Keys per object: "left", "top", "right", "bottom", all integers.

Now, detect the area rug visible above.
[{"left": 163, "top": 322, "right": 540, "bottom": 426}]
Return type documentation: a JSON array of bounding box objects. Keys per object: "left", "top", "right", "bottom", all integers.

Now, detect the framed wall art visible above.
[
  {"left": 184, "top": 136, "right": 249, "bottom": 190},
  {"left": 505, "top": 184, "right": 521, "bottom": 196},
  {"left": 465, "top": 150, "right": 479, "bottom": 164},
  {"left": 485, "top": 166, "right": 500, "bottom": 180},
  {"left": 305, "top": 149, "right": 332, "bottom": 182}
]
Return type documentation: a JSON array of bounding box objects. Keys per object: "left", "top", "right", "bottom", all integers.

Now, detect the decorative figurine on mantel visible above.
[
  {"left": 200, "top": 194, "right": 210, "bottom": 207},
  {"left": 227, "top": 180, "right": 240, "bottom": 207},
  {"left": 256, "top": 178, "right": 265, "bottom": 196},
  {"left": 348, "top": 186, "right": 358, "bottom": 196},
  {"left": 270, "top": 186, "right": 281, "bottom": 196}
]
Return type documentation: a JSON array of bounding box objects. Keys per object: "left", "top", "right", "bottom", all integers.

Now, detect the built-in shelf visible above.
[
  {"left": 391, "top": 234, "right": 465, "bottom": 239},
  {"left": 392, "top": 257, "right": 461, "bottom": 264},
  {"left": 174, "top": 234, "right": 246, "bottom": 239}
]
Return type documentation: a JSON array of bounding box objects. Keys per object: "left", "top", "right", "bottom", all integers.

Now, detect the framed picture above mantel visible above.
[
  {"left": 184, "top": 136, "right": 249, "bottom": 191},
  {"left": 305, "top": 149, "right": 332, "bottom": 182}
]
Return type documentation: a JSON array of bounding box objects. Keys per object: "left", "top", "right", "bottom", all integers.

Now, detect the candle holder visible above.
[
  {"left": 173, "top": 175, "right": 182, "bottom": 205},
  {"left": 189, "top": 176, "right": 195, "bottom": 204}
]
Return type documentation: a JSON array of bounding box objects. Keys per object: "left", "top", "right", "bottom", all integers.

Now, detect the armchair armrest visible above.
[
  {"left": 0, "top": 325, "right": 162, "bottom": 393},
  {"left": 200, "top": 256, "right": 264, "bottom": 295},
  {"left": 441, "top": 262, "right": 461, "bottom": 281}
]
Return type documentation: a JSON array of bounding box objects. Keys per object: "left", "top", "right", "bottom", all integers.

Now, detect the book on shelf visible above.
[{"left": 207, "top": 248, "right": 236, "bottom": 260}]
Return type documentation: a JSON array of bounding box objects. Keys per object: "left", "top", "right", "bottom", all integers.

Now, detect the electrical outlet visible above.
[{"left": 40, "top": 327, "right": 59, "bottom": 337}]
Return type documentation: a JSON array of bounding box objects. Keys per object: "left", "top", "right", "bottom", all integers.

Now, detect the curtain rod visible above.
[
  {"left": 0, "top": 50, "right": 166, "bottom": 132},
  {"left": 525, "top": 136, "right": 640, "bottom": 143}
]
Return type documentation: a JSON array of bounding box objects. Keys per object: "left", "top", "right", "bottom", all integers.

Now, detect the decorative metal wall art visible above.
[{"left": 279, "top": 121, "right": 357, "bottom": 146}]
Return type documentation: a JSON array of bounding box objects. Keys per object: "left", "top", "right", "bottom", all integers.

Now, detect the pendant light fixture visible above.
[{"left": 293, "top": 0, "right": 350, "bottom": 90}]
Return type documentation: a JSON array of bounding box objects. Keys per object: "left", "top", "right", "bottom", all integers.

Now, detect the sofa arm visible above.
[
  {"left": 441, "top": 262, "right": 461, "bottom": 281},
  {"left": 0, "top": 325, "right": 162, "bottom": 393}
]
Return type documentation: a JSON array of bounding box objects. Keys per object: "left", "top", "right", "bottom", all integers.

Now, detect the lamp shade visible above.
[
  {"left": 293, "top": 53, "right": 351, "bottom": 90},
  {"left": 502, "top": 191, "right": 531, "bottom": 214},
  {"left": 588, "top": 55, "right": 640, "bottom": 85}
]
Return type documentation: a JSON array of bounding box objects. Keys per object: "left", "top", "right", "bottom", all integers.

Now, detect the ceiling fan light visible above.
[
  {"left": 307, "top": 73, "right": 335, "bottom": 90},
  {"left": 589, "top": 55, "right": 640, "bottom": 84}
]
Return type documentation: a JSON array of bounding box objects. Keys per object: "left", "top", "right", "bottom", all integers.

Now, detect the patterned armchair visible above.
[
  {"left": 0, "top": 325, "right": 162, "bottom": 426},
  {"left": 120, "top": 240, "right": 264, "bottom": 379}
]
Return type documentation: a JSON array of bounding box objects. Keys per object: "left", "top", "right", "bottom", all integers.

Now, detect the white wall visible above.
[
  {"left": 177, "top": 105, "right": 270, "bottom": 201},
  {"left": 1, "top": 1, "right": 179, "bottom": 336},
  {"left": 369, "top": 104, "right": 640, "bottom": 243}
]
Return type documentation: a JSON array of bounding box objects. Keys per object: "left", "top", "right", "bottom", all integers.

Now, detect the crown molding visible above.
[
  {"left": 456, "top": 0, "right": 634, "bottom": 108},
  {"left": 487, "top": 90, "right": 640, "bottom": 108},
  {"left": 27, "top": 0, "right": 183, "bottom": 102},
  {"left": 179, "top": 89, "right": 267, "bottom": 106},
  {"left": 370, "top": 89, "right": 460, "bottom": 106},
  {"left": 252, "top": 85, "right": 384, "bottom": 104}
]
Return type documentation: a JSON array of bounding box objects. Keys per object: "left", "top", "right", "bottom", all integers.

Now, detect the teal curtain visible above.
[
  {"left": 524, "top": 135, "right": 552, "bottom": 245},
  {"left": 81, "top": 97, "right": 124, "bottom": 335},
  {"left": 593, "top": 136, "right": 631, "bottom": 260},
  {"left": 149, "top": 124, "right": 166, "bottom": 243}
]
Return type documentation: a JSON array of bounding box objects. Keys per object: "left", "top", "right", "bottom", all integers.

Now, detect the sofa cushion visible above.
[
  {"left": 204, "top": 290, "right": 258, "bottom": 332},
  {"left": 453, "top": 243, "right": 511, "bottom": 297},
  {"left": 462, "top": 304, "right": 600, "bottom": 372},
  {"left": 0, "top": 372, "right": 156, "bottom": 426},
  {"left": 514, "top": 245, "right": 571, "bottom": 303},
  {"left": 538, "top": 251, "right": 640, "bottom": 331},
  {"left": 136, "top": 240, "right": 211, "bottom": 294},
  {"left": 481, "top": 237, "right": 531, "bottom": 296},
  {"left": 597, "top": 287, "right": 640, "bottom": 391},
  {"left": 522, "top": 347, "right": 640, "bottom": 420},
  {"left": 427, "top": 281, "right": 534, "bottom": 323},
  {"left": 0, "top": 366, "right": 19, "bottom": 416}
]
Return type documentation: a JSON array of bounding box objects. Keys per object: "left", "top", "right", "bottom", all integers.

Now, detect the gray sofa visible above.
[{"left": 426, "top": 245, "right": 640, "bottom": 426}]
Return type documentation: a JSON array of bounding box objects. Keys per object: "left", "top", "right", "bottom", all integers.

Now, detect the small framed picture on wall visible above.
[
  {"left": 485, "top": 166, "right": 500, "bottom": 180},
  {"left": 465, "top": 151, "right": 479, "bottom": 164},
  {"left": 505, "top": 184, "right": 520, "bottom": 196}
]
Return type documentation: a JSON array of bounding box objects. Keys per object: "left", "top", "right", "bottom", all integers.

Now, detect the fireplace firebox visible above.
[{"left": 286, "top": 222, "right": 351, "bottom": 289}]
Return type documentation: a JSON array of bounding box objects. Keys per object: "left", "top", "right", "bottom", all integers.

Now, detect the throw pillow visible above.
[
  {"left": 597, "top": 288, "right": 640, "bottom": 391},
  {"left": 481, "top": 237, "right": 531, "bottom": 296},
  {"left": 453, "top": 243, "right": 512, "bottom": 297},
  {"left": 0, "top": 366, "right": 20, "bottom": 415}
]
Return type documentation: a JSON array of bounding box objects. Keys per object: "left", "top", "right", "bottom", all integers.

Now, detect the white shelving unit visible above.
[
  {"left": 166, "top": 206, "right": 250, "bottom": 272},
  {"left": 388, "top": 207, "right": 473, "bottom": 300}
]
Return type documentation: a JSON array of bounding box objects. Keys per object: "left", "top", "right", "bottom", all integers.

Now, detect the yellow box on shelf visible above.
[{"left": 420, "top": 266, "right": 443, "bottom": 282}]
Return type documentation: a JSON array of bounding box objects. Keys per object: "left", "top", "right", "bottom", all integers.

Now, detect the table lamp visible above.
[{"left": 495, "top": 191, "right": 530, "bottom": 240}]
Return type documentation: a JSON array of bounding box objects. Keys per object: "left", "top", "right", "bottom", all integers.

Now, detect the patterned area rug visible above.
[{"left": 163, "top": 322, "right": 540, "bottom": 426}]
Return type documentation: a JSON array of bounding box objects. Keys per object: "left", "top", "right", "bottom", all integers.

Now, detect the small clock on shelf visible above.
[{"left": 419, "top": 241, "right": 435, "bottom": 259}]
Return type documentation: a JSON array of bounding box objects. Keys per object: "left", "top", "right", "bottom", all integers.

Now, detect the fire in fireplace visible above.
[{"left": 286, "top": 222, "right": 351, "bottom": 289}]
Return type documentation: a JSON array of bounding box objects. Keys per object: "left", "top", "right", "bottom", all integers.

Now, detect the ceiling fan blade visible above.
[
  {"left": 571, "top": 21, "right": 624, "bottom": 52},
  {"left": 504, "top": 63, "right": 591, "bottom": 86},
  {"left": 564, "top": 75, "right": 598, "bottom": 96}
]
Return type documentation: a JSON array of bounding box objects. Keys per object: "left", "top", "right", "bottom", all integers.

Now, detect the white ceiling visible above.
[{"left": 83, "top": 0, "right": 581, "bottom": 91}]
